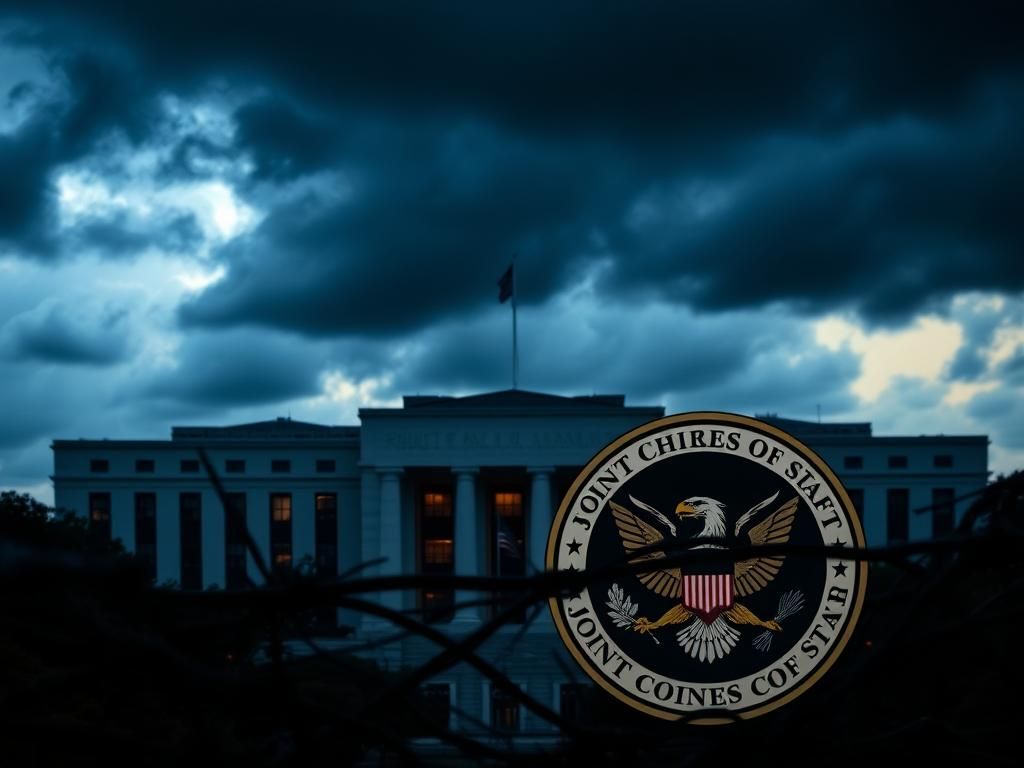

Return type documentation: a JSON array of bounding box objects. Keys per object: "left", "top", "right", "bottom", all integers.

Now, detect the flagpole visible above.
[{"left": 512, "top": 255, "right": 518, "bottom": 390}]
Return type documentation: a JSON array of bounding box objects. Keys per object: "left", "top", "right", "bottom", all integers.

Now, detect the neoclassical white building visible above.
[{"left": 51, "top": 390, "right": 988, "bottom": 734}]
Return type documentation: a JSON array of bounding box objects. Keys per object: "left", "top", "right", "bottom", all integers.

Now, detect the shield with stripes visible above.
[{"left": 682, "top": 572, "right": 734, "bottom": 623}]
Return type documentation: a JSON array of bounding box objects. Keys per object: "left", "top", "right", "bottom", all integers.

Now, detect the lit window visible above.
[
  {"left": 423, "top": 492, "right": 452, "bottom": 517},
  {"left": 495, "top": 492, "right": 523, "bottom": 517},
  {"left": 424, "top": 538, "right": 453, "bottom": 565},
  {"left": 270, "top": 493, "right": 293, "bottom": 570},
  {"left": 271, "top": 494, "right": 292, "bottom": 522},
  {"left": 420, "top": 488, "right": 455, "bottom": 623},
  {"left": 494, "top": 490, "right": 526, "bottom": 622},
  {"left": 88, "top": 492, "right": 112, "bottom": 541}
]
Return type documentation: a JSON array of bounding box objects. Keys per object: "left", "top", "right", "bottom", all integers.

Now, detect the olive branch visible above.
[
  {"left": 753, "top": 589, "right": 805, "bottom": 652},
  {"left": 606, "top": 583, "right": 660, "bottom": 645}
]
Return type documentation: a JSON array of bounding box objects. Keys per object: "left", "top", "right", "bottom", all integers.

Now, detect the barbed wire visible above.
[{"left": 1, "top": 463, "right": 1021, "bottom": 765}]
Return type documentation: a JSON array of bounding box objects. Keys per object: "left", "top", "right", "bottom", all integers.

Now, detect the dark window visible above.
[
  {"left": 847, "top": 488, "right": 864, "bottom": 517},
  {"left": 420, "top": 684, "right": 452, "bottom": 730},
  {"left": 934, "top": 454, "right": 954, "bottom": 469},
  {"left": 226, "top": 459, "right": 245, "bottom": 473},
  {"left": 314, "top": 493, "right": 339, "bottom": 627},
  {"left": 560, "top": 684, "right": 590, "bottom": 723},
  {"left": 90, "top": 459, "right": 109, "bottom": 473},
  {"left": 887, "top": 489, "right": 909, "bottom": 544},
  {"left": 420, "top": 490, "right": 454, "bottom": 623},
  {"left": 135, "top": 458, "right": 155, "bottom": 473},
  {"left": 134, "top": 493, "right": 157, "bottom": 582},
  {"left": 179, "top": 493, "right": 203, "bottom": 590},
  {"left": 271, "top": 459, "right": 291, "bottom": 473},
  {"left": 270, "top": 493, "right": 292, "bottom": 570},
  {"left": 491, "top": 687, "right": 520, "bottom": 732},
  {"left": 315, "top": 493, "right": 338, "bottom": 576},
  {"left": 316, "top": 459, "right": 336, "bottom": 473},
  {"left": 88, "top": 492, "right": 111, "bottom": 542},
  {"left": 843, "top": 456, "right": 863, "bottom": 470},
  {"left": 494, "top": 491, "right": 526, "bottom": 623},
  {"left": 888, "top": 455, "right": 908, "bottom": 469},
  {"left": 932, "top": 488, "right": 956, "bottom": 537},
  {"left": 180, "top": 459, "right": 200, "bottom": 473},
  {"left": 225, "top": 493, "right": 248, "bottom": 589}
]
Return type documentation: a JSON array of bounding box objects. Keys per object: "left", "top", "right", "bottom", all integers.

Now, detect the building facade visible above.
[{"left": 51, "top": 390, "right": 988, "bottom": 735}]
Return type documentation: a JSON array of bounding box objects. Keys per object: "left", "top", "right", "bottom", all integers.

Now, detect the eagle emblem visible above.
[{"left": 607, "top": 490, "right": 802, "bottom": 663}]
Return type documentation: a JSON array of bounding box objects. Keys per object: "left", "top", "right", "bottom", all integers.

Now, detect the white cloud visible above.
[{"left": 814, "top": 314, "right": 962, "bottom": 401}]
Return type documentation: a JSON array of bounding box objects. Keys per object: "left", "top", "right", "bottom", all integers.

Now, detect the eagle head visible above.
[{"left": 675, "top": 496, "right": 726, "bottom": 519}]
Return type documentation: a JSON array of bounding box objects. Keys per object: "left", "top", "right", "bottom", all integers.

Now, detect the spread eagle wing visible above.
[
  {"left": 609, "top": 500, "right": 681, "bottom": 598},
  {"left": 733, "top": 496, "right": 799, "bottom": 597}
]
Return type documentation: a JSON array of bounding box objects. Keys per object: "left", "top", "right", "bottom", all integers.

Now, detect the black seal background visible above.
[{"left": 580, "top": 445, "right": 827, "bottom": 685}]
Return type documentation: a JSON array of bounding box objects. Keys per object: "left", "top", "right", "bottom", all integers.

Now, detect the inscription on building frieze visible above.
[{"left": 380, "top": 429, "right": 619, "bottom": 453}]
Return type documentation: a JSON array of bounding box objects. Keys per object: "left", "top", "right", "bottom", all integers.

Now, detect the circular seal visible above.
[{"left": 547, "top": 412, "right": 867, "bottom": 723}]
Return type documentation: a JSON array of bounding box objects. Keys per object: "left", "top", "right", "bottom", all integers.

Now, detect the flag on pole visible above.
[{"left": 497, "top": 263, "right": 514, "bottom": 304}]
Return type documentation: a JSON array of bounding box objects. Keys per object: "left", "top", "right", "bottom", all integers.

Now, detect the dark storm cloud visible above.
[
  {"left": 234, "top": 98, "right": 336, "bottom": 182},
  {"left": 0, "top": 44, "right": 158, "bottom": 257},
  {"left": 2, "top": 1, "right": 1022, "bottom": 326},
  {"left": 0, "top": 109, "right": 58, "bottom": 253},
  {"left": 604, "top": 97, "right": 1024, "bottom": 324},
  {"left": 178, "top": 121, "right": 616, "bottom": 334},
  {"left": 370, "top": 303, "right": 860, "bottom": 418},
  {"left": 140, "top": 331, "right": 323, "bottom": 406},
  {"left": 9, "top": 1, "right": 1020, "bottom": 138},
  {"left": 1, "top": 300, "right": 132, "bottom": 366}
]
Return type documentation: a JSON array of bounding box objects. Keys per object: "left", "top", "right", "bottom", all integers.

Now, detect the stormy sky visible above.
[{"left": 1, "top": 2, "right": 1022, "bottom": 502}]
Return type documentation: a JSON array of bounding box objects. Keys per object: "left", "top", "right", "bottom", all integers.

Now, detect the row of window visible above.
[
  {"left": 89, "top": 454, "right": 959, "bottom": 475},
  {"left": 418, "top": 682, "right": 591, "bottom": 732},
  {"left": 845, "top": 487, "right": 957, "bottom": 544},
  {"left": 88, "top": 458, "right": 339, "bottom": 474},
  {"left": 88, "top": 491, "right": 339, "bottom": 596},
  {"left": 88, "top": 485, "right": 525, "bottom": 626},
  {"left": 418, "top": 488, "right": 527, "bottom": 624},
  {"left": 843, "top": 454, "right": 954, "bottom": 470}
]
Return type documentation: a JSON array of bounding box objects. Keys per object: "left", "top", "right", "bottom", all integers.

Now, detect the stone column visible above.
[
  {"left": 528, "top": 467, "right": 556, "bottom": 633},
  {"left": 528, "top": 467, "right": 554, "bottom": 573},
  {"left": 453, "top": 467, "right": 481, "bottom": 623},
  {"left": 377, "top": 468, "right": 404, "bottom": 615}
]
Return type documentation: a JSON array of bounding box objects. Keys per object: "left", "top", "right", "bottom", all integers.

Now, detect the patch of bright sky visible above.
[
  {"left": 57, "top": 172, "right": 259, "bottom": 249},
  {"left": 52, "top": 91, "right": 259, "bottom": 260},
  {"left": 814, "top": 314, "right": 963, "bottom": 401},
  {"left": 295, "top": 371, "right": 401, "bottom": 423}
]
